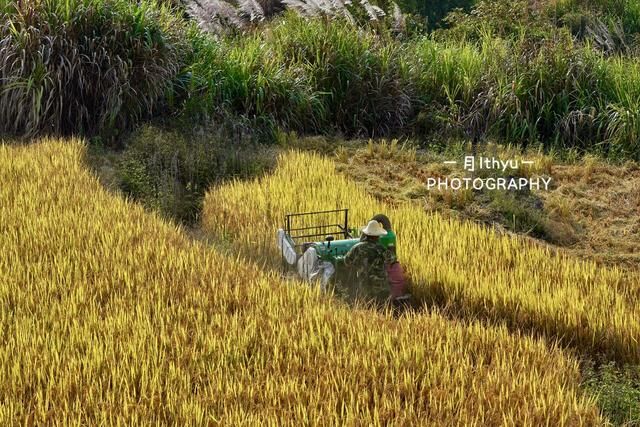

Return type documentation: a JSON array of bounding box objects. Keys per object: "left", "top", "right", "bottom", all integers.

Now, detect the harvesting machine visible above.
[{"left": 276, "top": 209, "right": 396, "bottom": 288}]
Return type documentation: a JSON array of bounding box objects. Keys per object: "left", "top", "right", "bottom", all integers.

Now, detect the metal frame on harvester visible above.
[
  {"left": 284, "top": 208, "right": 351, "bottom": 251},
  {"left": 279, "top": 209, "right": 352, "bottom": 276}
]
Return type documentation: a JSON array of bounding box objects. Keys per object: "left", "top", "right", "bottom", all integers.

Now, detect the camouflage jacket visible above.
[{"left": 343, "top": 240, "right": 396, "bottom": 299}]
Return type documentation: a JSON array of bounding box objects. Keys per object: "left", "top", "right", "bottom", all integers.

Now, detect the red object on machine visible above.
[{"left": 386, "top": 261, "right": 407, "bottom": 298}]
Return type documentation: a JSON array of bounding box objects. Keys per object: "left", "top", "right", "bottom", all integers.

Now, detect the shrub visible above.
[
  {"left": 384, "top": 0, "right": 475, "bottom": 30},
  {"left": 0, "top": 0, "right": 189, "bottom": 139},
  {"left": 439, "top": 0, "right": 554, "bottom": 41},
  {"left": 117, "top": 125, "right": 273, "bottom": 223},
  {"left": 553, "top": 0, "right": 640, "bottom": 36}
]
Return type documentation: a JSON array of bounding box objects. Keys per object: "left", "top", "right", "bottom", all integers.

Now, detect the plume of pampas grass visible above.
[
  {"left": 361, "top": 0, "right": 384, "bottom": 21},
  {"left": 239, "top": 0, "right": 266, "bottom": 21},
  {"left": 187, "top": 0, "right": 245, "bottom": 33},
  {"left": 392, "top": 1, "right": 405, "bottom": 34},
  {"left": 282, "top": 0, "right": 384, "bottom": 21},
  {"left": 187, "top": 0, "right": 387, "bottom": 33}
]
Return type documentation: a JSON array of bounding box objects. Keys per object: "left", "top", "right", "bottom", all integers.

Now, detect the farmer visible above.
[{"left": 343, "top": 220, "right": 396, "bottom": 304}]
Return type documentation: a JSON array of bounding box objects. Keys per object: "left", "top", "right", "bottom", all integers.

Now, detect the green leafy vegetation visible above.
[
  {"left": 3, "top": 0, "right": 640, "bottom": 159},
  {"left": 394, "top": 0, "right": 476, "bottom": 29},
  {"left": 181, "top": 1, "right": 640, "bottom": 158},
  {"left": 583, "top": 362, "right": 640, "bottom": 426},
  {"left": 116, "top": 125, "right": 274, "bottom": 223},
  {"left": 184, "top": 12, "right": 411, "bottom": 137}
]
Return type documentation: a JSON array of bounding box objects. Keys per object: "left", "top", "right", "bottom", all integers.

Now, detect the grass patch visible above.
[{"left": 0, "top": 0, "right": 190, "bottom": 139}]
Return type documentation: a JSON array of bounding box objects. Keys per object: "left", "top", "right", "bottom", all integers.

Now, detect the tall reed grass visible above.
[
  {"left": 0, "top": 0, "right": 188, "bottom": 137},
  {"left": 185, "top": 12, "right": 410, "bottom": 136},
  {"left": 3, "top": 0, "right": 639, "bottom": 159},
  {"left": 407, "top": 32, "right": 640, "bottom": 158},
  {"left": 184, "top": 12, "right": 640, "bottom": 159},
  {"left": 0, "top": 139, "right": 602, "bottom": 424}
]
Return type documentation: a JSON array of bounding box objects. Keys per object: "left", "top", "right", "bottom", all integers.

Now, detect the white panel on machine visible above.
[
  {"left": 296, "top": 247, "right": 335, "bottom": 291},
  {"left": 277, "top": 228, "right": 298, "bottom": 265},
  {"left": 297, "top": 246, "right": 319, "bottom": 280}
]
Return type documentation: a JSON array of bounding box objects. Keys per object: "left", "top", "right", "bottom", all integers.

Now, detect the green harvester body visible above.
[{"left": 311, "top": 231, "right": 396, "bottom": 264}]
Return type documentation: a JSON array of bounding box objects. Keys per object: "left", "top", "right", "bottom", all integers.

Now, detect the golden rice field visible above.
[
  {"left": 0, "top": 139, "right": 605, "bottom": 424},
  {"left": 203, "top": 150, "right": 640, "bottom": 364}
]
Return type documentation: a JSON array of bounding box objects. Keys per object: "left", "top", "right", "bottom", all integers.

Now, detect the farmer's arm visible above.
[
  {"left": 383, "top": 246, "right": 397, "bottom": 266},
  {"left": 343, "top": 243, "right": 360, "bottom": 266}
]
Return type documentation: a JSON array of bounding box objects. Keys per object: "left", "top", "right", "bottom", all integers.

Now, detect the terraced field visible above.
[{"left": 0, "top": 139, "right": 603, "bottom": 425}]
